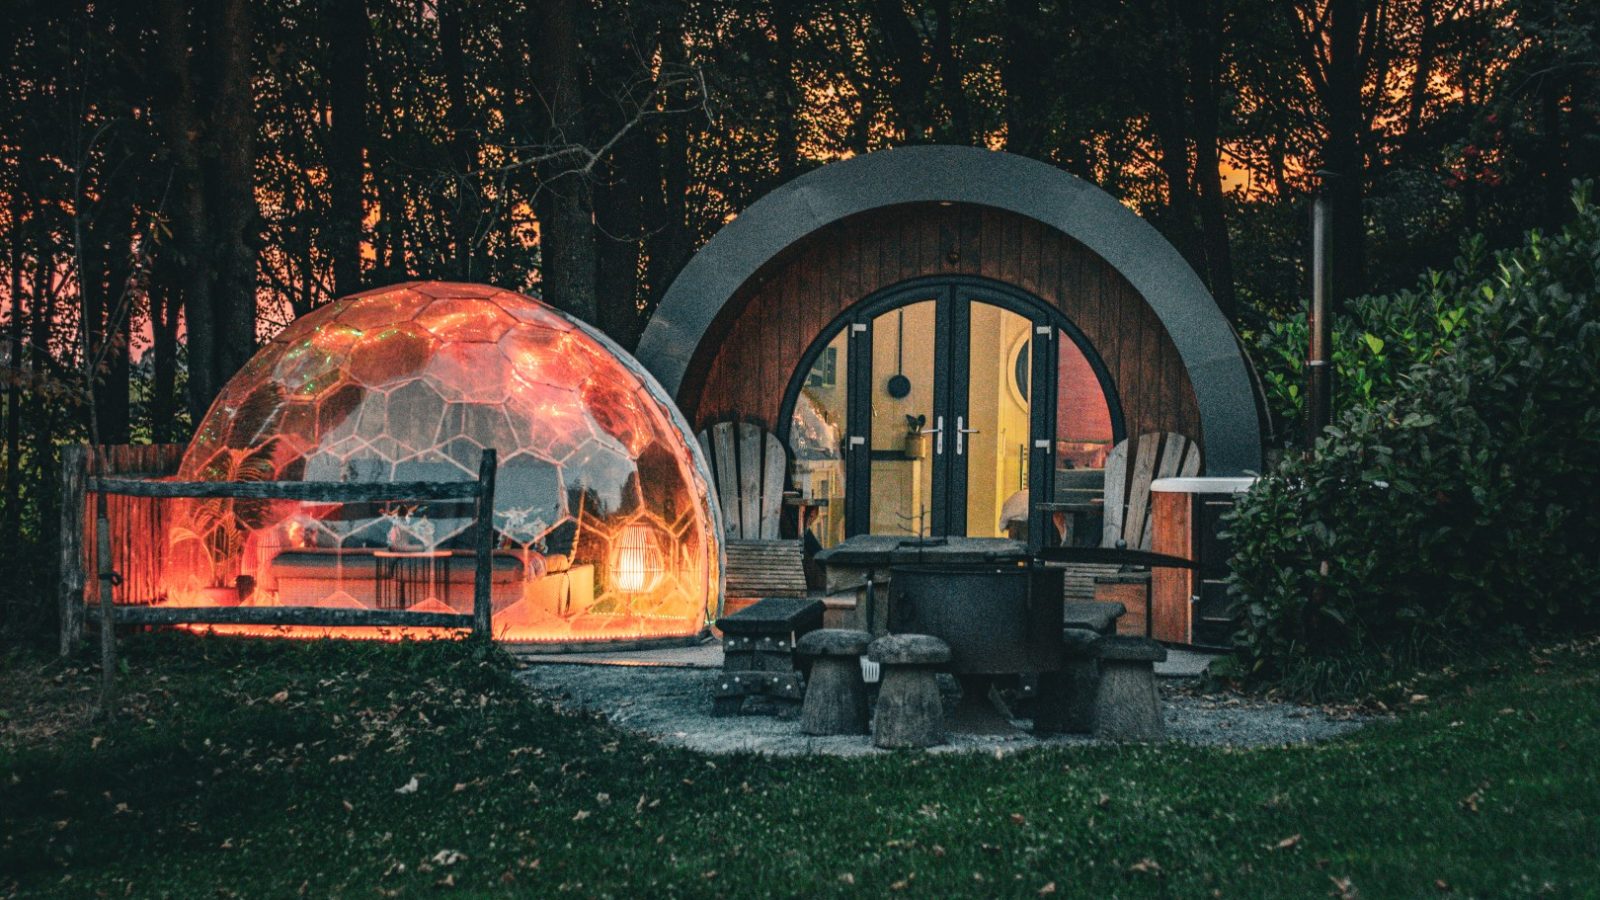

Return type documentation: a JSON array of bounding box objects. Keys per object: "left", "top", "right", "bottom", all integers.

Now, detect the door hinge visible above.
[
  {"left": 849, "top": 435, "right": 866, "bottom": 446},
  {"left": 851, "top": 323, "right": 868, "bottom": 333},
  {"left": 1035, "top": 325, "right": 1051, "bottom": 335}
]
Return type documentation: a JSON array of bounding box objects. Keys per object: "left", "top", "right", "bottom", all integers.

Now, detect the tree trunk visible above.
[
  {"left": 1322, "top": 0, "right": 1367, "bottom": 308},
  {"left": 441, "top": 4, "right": 483, "bottom": 280},
  {"left": 327, "top": 0, "right": 369, "bottom": 298},
  {"left": 869, "top": 0, "right": 936, "bottom": 142},
  {"left": 1000, "top": 0, "right": 1051, "bottom": 159},
  {"left": 644, "top": 19, "right": 694, "bottom": 320},
  {"left": 154, "top": 0, "right": 260, "bottom": 420},
  {"left": 150, "top": 259, "right": 180, "bottom": 444},
  {"left": 533, "top": 0, "right": 598, "bottom": 324},
  {"left": 771, "top": 2, "right": 801, "bottom": 181},
  {"left": 4, "top": 193, "right": 24, "bottom": 542},
  {"left": 97, "top": 180, "right": 135, "bottom": 445},
  {"left": 1179, "top": 0, "right": 1236, "bottom": 319},
  {"left": 207, "top": 0, "right": 260, "bottom": 395}
]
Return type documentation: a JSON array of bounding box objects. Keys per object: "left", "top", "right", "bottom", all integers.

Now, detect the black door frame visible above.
[{"left": 778, "top": 275, "right": 1125, "bottom": 544}]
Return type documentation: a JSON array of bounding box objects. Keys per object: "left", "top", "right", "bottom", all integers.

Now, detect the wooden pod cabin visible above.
[{"left": 637, "top": 146, "right": 1262, "bottom": 552}]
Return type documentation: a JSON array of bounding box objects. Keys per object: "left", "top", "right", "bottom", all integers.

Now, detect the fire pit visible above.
[{"left": 887, "top": 563, "right": 1063, "bottom": 675}]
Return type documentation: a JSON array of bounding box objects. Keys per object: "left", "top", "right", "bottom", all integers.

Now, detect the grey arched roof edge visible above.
[{"left": 636, "top": 145, "right": 1262, "bottom": 474}]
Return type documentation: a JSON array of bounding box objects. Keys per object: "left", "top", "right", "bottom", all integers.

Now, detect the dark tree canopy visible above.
[{"left": 1, "top": 0, "right": 1597, "bottom": 638}]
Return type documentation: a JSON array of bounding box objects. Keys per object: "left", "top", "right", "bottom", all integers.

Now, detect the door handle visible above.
[
  {"left": 955, "top": 416, "right": 979, "bottom": 455},
  {"left": 920, "top": 415, "right": 943, "bottom": 455}
]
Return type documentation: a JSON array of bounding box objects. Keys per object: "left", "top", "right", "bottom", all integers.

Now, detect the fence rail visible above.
[
  {"left": 86, "top": 477, "right": 486, "bottom": 502},
  {"left": 85, "top": 604, "right": 475, "bottom": 630},
  {"left": 62, "top": 446, "right": 500, "bottom": 668}
]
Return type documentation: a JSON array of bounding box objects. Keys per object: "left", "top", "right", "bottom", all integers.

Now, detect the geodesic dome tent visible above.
[{"left": 159, "top": 281, "right": 722, "bottom": 643}]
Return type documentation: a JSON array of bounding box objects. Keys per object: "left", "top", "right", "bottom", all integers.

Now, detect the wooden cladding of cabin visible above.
[{"left": 683, "top": 202, "right": 1204, "bottom": 456}]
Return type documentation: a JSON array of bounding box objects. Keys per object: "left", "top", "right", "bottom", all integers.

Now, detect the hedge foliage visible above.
[
  {"left": 1244, "top": 239, "right": 1485, "bottom": 443},
  {"left": 1225, "top": 186, "right": 1600, "bottom": 696}
]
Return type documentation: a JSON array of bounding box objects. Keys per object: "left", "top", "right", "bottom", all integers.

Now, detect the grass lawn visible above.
[{"left": 2, "top": 633, "right": 1596, "bottom": 898}]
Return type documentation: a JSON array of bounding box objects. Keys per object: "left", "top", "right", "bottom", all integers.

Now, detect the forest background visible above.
[{"left": 2, "top": 0, "right": 1596, "bottom": 640}]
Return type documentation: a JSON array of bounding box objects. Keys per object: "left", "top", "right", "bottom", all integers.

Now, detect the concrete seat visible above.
[
  {"left": 1063, "top": 600, "right": 1124, "bottom": 635},
  {"left": 868, "top": 635, "right": 951, "bottom": 749},
  {"left": 796, "top": 629, "right": 873, "bottom": 735},
  {"left": 1034, "top": 628, "right": 1103, "bottom": 735},
  {"left": 1093, "top": 636, "right": 1167, "bottom": 741}
]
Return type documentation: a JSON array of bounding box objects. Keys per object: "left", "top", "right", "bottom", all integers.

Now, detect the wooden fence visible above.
[
  {"left": 58, "top": 444, "right": 185, "bottom": 656},
  {"left": 60, "top": 444, "right": 500, "bottom": 658}
]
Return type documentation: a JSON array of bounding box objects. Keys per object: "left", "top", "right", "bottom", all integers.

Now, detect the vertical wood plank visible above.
[
  {"left": 1178, "top": 440, "right": 1202, "bottom": 476},
  {"left": 712, "top": 422, "right": 741, "bottom": 537},
  {"left": 1155, "top": 432, "right": 1187, "bottom": 481},
  {"left": 472, "top": 448, "right": 498, "bottom": 638},
  {"left": 1101, "top": 438, "right": 1129, "bottom": 547},
  {"left": 1150, "top": 490, "right": 1194, "bottom": 643},
  {"left": 737, "top": 422, "right": 762, "bottom": 537},
  {"left": 1124, "top": 432, "right": 1161, "bottom": 550},
  {"left": 759, "top": 432, "right": 785, "bottom": 540},
  {"left": 96, "top": 495, "right": 116, "bottom": 704},
  {"left": 58, "top": 444, "right": 88, "bottom": 656}
]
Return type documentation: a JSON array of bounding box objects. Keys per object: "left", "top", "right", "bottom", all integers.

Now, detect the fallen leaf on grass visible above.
[
  {"left": 1038, "top": 882, "right": 1057, "bottom": 895},
  {"left": 1010, "top": 813, "right": 1026, "bottom": 825},
  {"left": 1329, "top": 874, "right": 1358, "bottom": 898},
  {"left": 270, "top": 690, "right": 290, "bottom": 704},
  {"left": 572, "top": 809, "right": 590, "bottom": 821},
  {"left": 431, "top": 849, "right": 466, "bottom": 866},
  {"left": 394, "top": 776, "right": 419, "bottom": 795},
  {"left": 1128, "top": 859, "right": 1161, "bottom": 875},
  {"left": 1273, "top": 834, "right": 1302, "bottom": 850}
]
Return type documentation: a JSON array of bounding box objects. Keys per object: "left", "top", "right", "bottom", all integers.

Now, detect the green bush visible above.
[
  {"left": 1244, "top": 239, "right": 1486, "bottom": 444},
  {"left": 1225, "top": 186, "right": 1600, "bottom": 697}
]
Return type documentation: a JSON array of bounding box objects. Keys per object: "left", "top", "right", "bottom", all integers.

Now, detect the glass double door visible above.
[{"left": 839, "top": 285, "right": 1055, "bottom": 541}]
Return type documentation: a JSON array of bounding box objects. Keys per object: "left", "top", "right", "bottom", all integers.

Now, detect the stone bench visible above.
[
  {"left": 713, "top": 596, "right": 825, "bottom": 717},
  {"left": 1034, "top": 628, "right": 1103, "bottom": 734},
  {"left": 796, "top": 629, "right": 872, "bottom": 735},
  {"left": 1034, "top": 603, "right": 1127, "bottom": 735},
  {"left": 869, "top": 634, "right": 951, "bottom": 749},
  {"left": 1094, "top": 636, "right": 1167, "bottom": 741},
  {"left": 1063, "top": 600, "right": 1126, "bottom": 636}
]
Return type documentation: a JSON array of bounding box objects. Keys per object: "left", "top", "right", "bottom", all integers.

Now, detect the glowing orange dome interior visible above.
[{"left": 159, "top": 281, "right": 721, "bottom": 642}]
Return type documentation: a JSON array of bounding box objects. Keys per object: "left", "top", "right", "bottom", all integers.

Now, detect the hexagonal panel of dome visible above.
[{"left": 159, "top": 282, "right": 723, "bottom": 645}]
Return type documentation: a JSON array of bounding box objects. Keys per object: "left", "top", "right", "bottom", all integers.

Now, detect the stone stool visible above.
[
  {"left": 1034, "top": 628, "right": 1103, "bottom": 735},
  {"left": 1093, "top": 636, "right": 1167, "bottom": 742},
  {"left": 868, "top": 634, "right": 951, "bottom": 749},
  {"left": 796, "top": 629, "right": 873, "bottom": 735}
]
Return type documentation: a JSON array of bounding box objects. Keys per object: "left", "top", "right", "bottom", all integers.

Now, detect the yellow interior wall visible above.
[{"left": 966, "top": 305, "right": 1032, "bottom": 536}]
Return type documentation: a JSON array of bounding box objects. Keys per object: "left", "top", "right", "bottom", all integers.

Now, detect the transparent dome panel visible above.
[{"left": 159, "top": 282, "right": 721, "bottom": 643}]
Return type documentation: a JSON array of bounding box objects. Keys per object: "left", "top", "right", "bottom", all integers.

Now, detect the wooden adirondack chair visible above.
[
  {"left": 1050, "top": 432, "right": 1199, "bottom": 634},
  {"left": 697, "top": 422, "right": 809, "bottom": 602}
]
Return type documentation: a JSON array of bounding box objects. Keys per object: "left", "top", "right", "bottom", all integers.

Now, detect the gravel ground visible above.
[{"left": 517, "top": 664, "right": 1367, "bottom": 757}]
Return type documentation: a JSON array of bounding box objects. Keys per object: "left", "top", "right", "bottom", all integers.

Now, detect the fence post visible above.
[
  {"left": 58, "top": 444, "right": 88, "bottom": 657},
  {"left": 472, "top": 448, "right": 498, "bottom": 640},
  {"left": 95, "top": 477, "right": 118, "bottom": 711}
]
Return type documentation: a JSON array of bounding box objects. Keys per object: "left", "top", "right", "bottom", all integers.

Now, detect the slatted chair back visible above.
[
  {"left": 1101, "top": 432, "right": 1200, "bottom": 551},
  {"left": 697, "top": 421, "right": 807, "bottom": 599}
]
